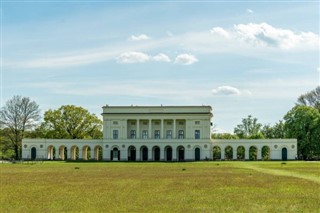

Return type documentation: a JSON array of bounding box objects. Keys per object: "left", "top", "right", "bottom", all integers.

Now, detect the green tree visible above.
[
  {"left": 234, "top": 115, "right": 263, "bottom": 139},
  {"left": 42, "top": 105, "right": 102, "bottom": 139},
  {"left": 297, "top": 86, "right": 320, "bottom": 111},
  {"left": 261, "top": 120, "right": 285, "bottom": 139},
  {"left": 284, "top": 105, "right": 320, "bottom": 160},
  {"left": 211, "top": 133, "right": 239, "bottom": 139},
  {"left": 0, "top": 96, "right": 41, "bottom": 159}
]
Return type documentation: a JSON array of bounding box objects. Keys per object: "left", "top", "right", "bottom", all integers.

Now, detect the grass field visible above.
[{"left": 1, "top": 161, "right": 319, "bottom": 213}]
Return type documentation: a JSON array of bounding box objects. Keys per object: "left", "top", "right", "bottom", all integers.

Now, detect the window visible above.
[
  {"left": 178, "top": 130, "right": 184, "bottom": 139},
  {"left": 195, "top": 130, "right": 200, "bottom": 139},
  {"left": 142, "top": 130, "right": 148, "bottom": 139},
  {"left": 154, "top": 130, "right": 160, "bottom": 139},
  {"left": 113, "top": 121, "right": 118, "bottom": 125},
  {"left": 178, "top": 121, "right": 184, "bottom": 125},
  {"left": 166, "top": 130, "right": 172, "bottom": 139},
  {"left": 130, "top": 130, "right": 136, "bottom": 139},
  {"left": 113, "top": 130, "right": 119, "bottom": 139},
  {"left": 195, "top": 121, "right": 200, "bottom": 125}
]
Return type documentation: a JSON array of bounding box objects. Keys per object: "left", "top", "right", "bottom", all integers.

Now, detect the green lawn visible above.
[{"left": 1, "top": 161, "right": 319, "bottom": 213}]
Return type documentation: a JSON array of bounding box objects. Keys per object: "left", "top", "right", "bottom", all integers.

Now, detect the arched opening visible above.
[
  {"left": 59, "top": 146, "right": 67, "bottom": 160},
  {"left": 111, "top": 147, "right": 120, "bottom": 161},
  {"left": 262, "top": 146, "right": 270, "bottom": 160},
  {"left": 82, "top": 146, "right": 91, "bottom": 160},
  {"left": 195, "top": 147, "right": 200, "bottom": 161},
  {"left": 47, "top": 146, "right": 55, "bottom": 160},
  {"left": 282, "top": 147, "right": 287, "bottom": 161},
  {"left": 177, "top": 146, "right": 185, "bottom": 161},
  {"left": 212, "top": 146, "right": 221, "bottom": 160},
  {"left": 225, "top": 146, "right": 233, "bottom": 160},
  {"left": 128, "top": 146, "right": 136, "bottom": 161},
  {"left": 237, "top": 146, "right": 245, "bottom": 160},
  {"left": 31, "top": 147, "right": 37, "bottom": 160},
  {"left": 94, "top": 146, "right": 102, "bottom": 161},
  {"left": 165, "top": 146, "right": 172, "bottom": 161},
  {"left": 249, "top": 146, "right": 258, "bottom": 160},
  {"left": 70, "top": 146, "right": 79, "bottom": 160},
  {"left": 153, "top": 146, "right": 160, "bottom": 161},
  {"left": 141, "top": 146, "right": 148, "bottom": 161}
]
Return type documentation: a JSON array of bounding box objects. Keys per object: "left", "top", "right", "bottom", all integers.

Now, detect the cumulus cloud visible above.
[
  {"left": 153, "top": 53, "right": 171, "bottom": 62},
  {"left": 210, "top": 27, "right": 230, "bottom": 38},
  {"left": 233, "top": 22, "right": 319, "bottom": 49},
  {"left": 212, "top": 86, "right": 241, "bottom": 95},
  {"left": 174, "top": 54, "right": 198, "bottom": 65},
  {"left": 117, "top": 51, "right": 150, "bottom": 63},
  {"left": 130, "top": 34, "right": 151, "bottom": 41}
]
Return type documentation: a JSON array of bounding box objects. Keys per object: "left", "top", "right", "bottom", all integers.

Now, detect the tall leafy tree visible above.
[
  {"left": 234, "top": 115, "right": 263, "bottom": 139},
  {"left": 261, "top": 120, "right": 285, "bottom": 139},
  {"left": 42, "top": 105, "right": 102, "bottom": 139},
  {"left": 297, "top": 86, "right": 320, "bottom": 111},
  {"left": 284, "top": 105, "right": 320, "bottom": 159},
  {"left": 0, "top": 96, "right": 41, "bottom": 159}
]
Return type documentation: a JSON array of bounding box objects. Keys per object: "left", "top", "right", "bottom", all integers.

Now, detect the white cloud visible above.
[
  {"left": 210, "top": 27, "right": 230, "bottom": 38},
  {"left": 117, "top": 51, "right": 150, "bottom": 64},
  {"left": 246, "top": 9, "right": 253, "bottom": 14},
  {"left": 212, "top": 86, "right": 241, "bottom": 95},
  {"left": 174, "top": 54, "right": 198, "bottom": 65},
  {"left": 130, "top": 34, "right": 151, "bottom": 41},
  {"left": 233, "top": 22, "right": 319, "bottom": 49},
  {"left": 153, "top": 53, "right": 171, "bottom": 62}
]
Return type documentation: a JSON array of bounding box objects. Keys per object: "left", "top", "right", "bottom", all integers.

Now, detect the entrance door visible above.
[
  {"left": 166, "top": 148, "right": 172, "bottom": 161},
  {"left": 154, "top": 147, "right": 160, "bottom": 161},
  {"left": 31, "top": 147, "right": 36, "bottom": 160},
  {"left": 282, "top": 148, "right": 287, "bottom": 161},
  {"left": 142, "top": 147, "right": 148, "bottom": 161},
  {"left": 178, "top": 147, "right": 185, "bottom": 161},
  {"left": 195, "top": 148, "right": 200, "bottom": 161},
  {"left": 130, "top": 149, "right": 136, "bottom": 161}
]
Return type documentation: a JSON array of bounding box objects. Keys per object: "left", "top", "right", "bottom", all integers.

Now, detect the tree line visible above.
[{"left": 1, "top": 86, "right": 319, "bottom": 160}]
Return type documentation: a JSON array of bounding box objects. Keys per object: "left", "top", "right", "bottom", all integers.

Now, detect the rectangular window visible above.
[
  {"left": 195, "top": 121, "right": 200, "bottom": 125},
  {"left": 142, "top": 130, "right": 148, "bottom": 139},
  {"left": 113, "top": 130, "right": 119, "bottom": 139},
  {"left": 166, "top": 130, "right": 172, "bottom": 139},
  {"left": 130, "top": 130, "right": 136, "bottom": 139},
  {"left": 113, "top": 121, "right": 119, "bottom": 125},
  {"left": 154, "top": 130, "right": 160, "bottom": 139},
  {"left": 195, "top": 130, "right": 200, "bottom": 139},
  {"left": 178, "top": 130, "right": 184, "bottom": 139}
]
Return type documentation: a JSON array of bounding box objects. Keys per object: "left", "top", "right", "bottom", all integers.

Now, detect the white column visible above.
[
  {"left": 161, "top": 119, "right": 164, "bottom": 139},
  {"left": 160, "top": 148, "right": 165, "bottom": 161},
  {"left": 55, "top": 147, "right": 59, "bottom": 160},
  {"left": 172, "top": 148, "right": 177, "bottom": 161},
  {"left": 173, "top": 119, "right": 176, "bottom": 139},
  {"left": 149, "top": 119, "right": 152, "bottom": 139},
  {"left": 137, "top": 119, "right": 140, "bottom": 139},
  {"left": 148, "top": 149, "right": 153, "bottom": 161},
  {"left": 221, "top": 148, "right": 225, "bottom": 160},
  {"left": 136, "top": 148, "right": 141, "bottom": 161},
  {"left": 257, "top": 148, "right": 261, "bottom": 160},
  {"left": 233, "top": 147, "right": 237, "bottom": 160},
  {"left": 245, "top": 148, "right": 249, "bottom": 160}
]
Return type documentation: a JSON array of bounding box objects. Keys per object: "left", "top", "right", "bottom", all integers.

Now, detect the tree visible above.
[
  {"left": 297, "top": 86, "right": 320, "bottom": 111},
  {"left": 234, "top": 115, "right": 263, "bottom": 139},
  {"left": 42, "top": 105, "right": 102, "bottom": 139},
  {"left": 0, "top": 96, "right": 41, "bottom": 159},
  {"left": 284, "top": 105, "right": 320, "bottom": 160},
  {"left": 261, "top": 120, "right": 285, "bottom": 139}
]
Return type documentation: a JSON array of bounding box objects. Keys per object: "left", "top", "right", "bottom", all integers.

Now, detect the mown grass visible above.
[{"left": 1, "top": 161, "right": 319, "bottom": 213}]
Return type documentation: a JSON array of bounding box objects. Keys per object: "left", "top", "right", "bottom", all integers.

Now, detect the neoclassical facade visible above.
[{"left": 22, "top": 105, "right": 297, "bottom": 161}]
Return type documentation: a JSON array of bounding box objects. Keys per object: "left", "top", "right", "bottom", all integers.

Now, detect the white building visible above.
[{"left": 22, "top": 105, "right": 297, "bottom": 161}]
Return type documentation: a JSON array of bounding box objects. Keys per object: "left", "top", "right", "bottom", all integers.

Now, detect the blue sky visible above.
[{"left": 1, "top": 1, "right": 319, "bottom": 132}]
